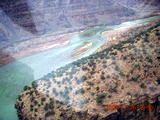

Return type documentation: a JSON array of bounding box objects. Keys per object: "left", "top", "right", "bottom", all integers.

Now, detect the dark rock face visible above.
[
  {"left": 0, "top": 0, "right": 37, "bottom": 34},
  {"left": 0, "top": 0, "right": 160, "bottom": 48},
  {"left": 116, "top": 95, "right": 160, "bottom": 120}
]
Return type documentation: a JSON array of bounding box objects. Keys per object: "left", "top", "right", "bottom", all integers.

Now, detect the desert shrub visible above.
[
  {"left": 17, "top": 95, "right": 22, "bottom": 101},
  {"left": 128, "top": 45, "right": 135, "bottom": 50},
  {"left": 134, "top": 64, "right": 140, "bottom": 70},
  {"left": 44, "top": 103, "right": 49, "bottom": 111},
  {"left": 41, "top": 97, "right": 46, "bottom": 102},
  {"left": 30, "top": 107, "right": 33, "bottom": 112},
  {"left": 119, "top": 71, "right": 125, "bottom": 77},
  {"left": 96, "top": 93, "right": 106, "bottom": 104},
  {"left": 115, "top": 65, "right": 120, "bottom": 71},
  {"left": 87, "top": 81, "right": 94, "bottom": 86},
  {"left": 106, "top": 75, "right": 110, "bottom": 78},
  {"left": 75, "top": 88, "right": 85, "bottom": 95},
  {"left": 34, "top": 108, "right": 38, "bottom": 112},
  {"left": 127, "top": 76, "right": 139, "bottom": 82},
  {"left": 23, "top": 86, "right": 29, "bottom": 91},
  {"left": 96, "top": 86, "right": 99, "bottom": 91},
  {"left": 100, "top": 74, "right": 105, "bottom": 80},
  {"left": 70, "top": 67, "right": 77, "bottom": 74},
  {"left": 45, "top": 111, "right": 55, "bottom": 117},
  {"left": 80, "top": 88, "right": 85, "bottom": 94},
  {"left": 156, "top": 78, "right": 160, "bottom": 84},
  {"left": 59, "top": 91, "right": 66, "bottom": 98},
  {"left": 123, "top": 56, "right": 128, "bottom": 60},
  {"left": 110, "top": 51, "right": 117, "bottom": 55},
  {"left": 113, "top": 44, "right": 123, "bottom": 51},
  {"left": 82, "top": 66, "right": 88, "bottom": 71},
  {"left": 112, "top": 74, "right": 119, "bottom": 80},
  {"left": 48, "top": 101, "right": 54, "bottom": 109},
  {"left": 103, "top": 64, "right": 107, "bottom": 68},
  {"left": 81, "top": 76, "right": 87, "bottom": 81},
  {"left": 90, "top": 70, "right": 96, "bottom": 75},
  {"left": 32, "top": 81, "right": 38, "bottom": 88},
  {"left": 34, "top": 90, "right": 39, "bottom": 95},
  {"left": 76, "top": 76, "right": 87, "bottom": 84},
  {"left": 146, "top": 56, "right": 153, "bottom": 63},
  {"left": 144, "top": 37, "right": 149, "bottom": 42},
  {"left": 155, "top": 30, "right": 160, "bottom": 36},
  {"left": 105, "top": 56, "right": 110, "bottom": 59},
  {"left": 111, "top": 56, "right": 116, "bottom": 60},
  {"left": 109, "top": 86, "right": 117, "bottom": 93},
  {"left": 30, "top": 96, "right": 35, "bottom": 102},
  {"left": 140, "top": 83, "right": 146, "bottom": 88}
]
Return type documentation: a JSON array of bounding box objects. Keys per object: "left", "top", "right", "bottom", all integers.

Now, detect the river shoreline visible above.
[{"left": 1, "top": 16, "right": 160, "bottom": 66}]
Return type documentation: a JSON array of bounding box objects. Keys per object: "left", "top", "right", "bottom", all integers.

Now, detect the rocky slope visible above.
[
  {"left": 0, "top": 0, "right": 160, "bottom": 66},
  {"left": 15, "top": 24, "right": 160, "bottom": 120}
]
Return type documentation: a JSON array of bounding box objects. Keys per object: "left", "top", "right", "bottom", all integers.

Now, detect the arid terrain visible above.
[{"left": 15, "top": 23, "right": 160, "bottom": 120}]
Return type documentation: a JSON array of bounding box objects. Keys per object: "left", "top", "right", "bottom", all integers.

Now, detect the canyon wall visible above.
[{"left": 0, "top": 0, "right": 160, "bottom": 49}]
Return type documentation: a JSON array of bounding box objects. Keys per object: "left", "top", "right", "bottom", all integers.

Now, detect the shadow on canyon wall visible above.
[{"left": 0, "top": 0, "right": 37, "bottom": 34}]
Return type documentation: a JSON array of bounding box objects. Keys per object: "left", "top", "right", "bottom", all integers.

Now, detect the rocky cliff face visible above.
[
  {"left": 0, "top": 0, "right": 160, "bottom": 49},
  {"left": 103, "top": 95, "right": 160, "bottom": 120}
]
